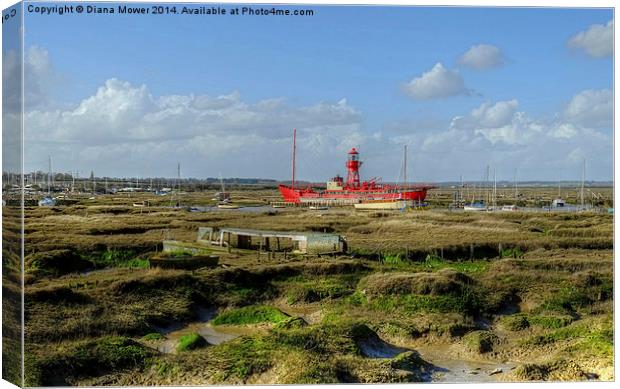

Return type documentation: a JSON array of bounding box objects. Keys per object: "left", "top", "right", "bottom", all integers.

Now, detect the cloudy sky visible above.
[{"left": 3, "top": 3, "right": 614, "bottom": 182}]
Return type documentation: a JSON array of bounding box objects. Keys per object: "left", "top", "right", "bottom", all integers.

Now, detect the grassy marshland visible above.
[{"left": 14, "top": 188, "right": 614, "bottom": 385}]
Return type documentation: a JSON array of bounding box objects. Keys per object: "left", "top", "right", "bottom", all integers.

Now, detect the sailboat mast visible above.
[
  {"left": 403, "top": 145, "right": 407, "bottom": 188},
  {"left": 47, "top": 156, "right": 52, "bottom": 195},
  {"left": 581, "top": 158, "right": 586, "bottom": 210},
  {"left": 514, "top": 168, "right": 518, "bottom": 200},
  {"left": 291, "top": 128, "right": 297, "bottom": 191},
  {"left": 485, "top": 165, "right": 490, "bottom": 207},
  {"left": 493, "top": 169, "right": 497, "bottom": 210}
]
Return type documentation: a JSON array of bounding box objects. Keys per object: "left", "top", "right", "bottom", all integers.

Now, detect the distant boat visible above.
[
  {"left": 464, "top": 201, "right": 486, "bottom": 212},
  {"left": 551, "top": 198, "right": 566, "bottom": 208},
  {"left": 217, "top": 204, "right": 239, "bottom": 209},
  {"left": 38, "top": 197, "right": 56, "bottom": 207},
  {"left": 501, "top": 205, "right": 519, "bottom": 212},
  {"left": 309, "top": 205, "right": 329, "bottom": 210},
  {"left": 354, "top": 200, "right": 411, "bottom": 210}
]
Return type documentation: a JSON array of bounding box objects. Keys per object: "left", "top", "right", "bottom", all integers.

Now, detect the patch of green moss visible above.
[
  {"left": 212, "top": 305, "right": 289, "bottom": 326},
  {"left": 141, "top": 332, "right": 165, "bottom": 341},
  {"left": 417, "top": 257, "right": 490, "bottom": 274},
  {"left": 528, "top": 315, "right": 573, "bottom": 329},
  {"left": 274, "top": 317, "right": 308, "bottom": 330},
  {"left": 176, "top": 333, "right": 208, "bottom": 352},
  {"left": 368, "top": 290, "right": 484, "bottom": 316}
]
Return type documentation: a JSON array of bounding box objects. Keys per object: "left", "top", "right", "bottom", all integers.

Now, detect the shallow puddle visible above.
[
  {"left": 150, "top": 307, "right": 516, "bottom": 383},
  {"left": 414, "top": 344, "right": 516, "bottom": 383},
  {"left": 359, "top": 336, "right": 515, "bottom": 382},
  {"left": 153, "top": 307, "right": 258, "bottom": 353}
]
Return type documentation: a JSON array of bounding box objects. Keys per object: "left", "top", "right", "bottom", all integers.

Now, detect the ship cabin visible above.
[
  {"left": 198, "top": 227, "right": 347, "bottom": 255},
  {"left": 327, "top": 175, "right": 344, "bottom": 190},
  {"left": 552, "top": 198, "right": 566, "bottom": 208}
]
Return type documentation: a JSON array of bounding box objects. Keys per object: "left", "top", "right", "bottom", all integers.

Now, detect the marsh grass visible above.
[
  {"left": 25, "top": 337, "right": 153, "bottom": 386},
  {"left": 18, "top": 190, "right": 614, "bottom": 384}
]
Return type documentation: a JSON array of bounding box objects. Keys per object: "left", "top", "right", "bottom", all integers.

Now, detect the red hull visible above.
[{"left": 278, "top": 184, "right": 430, "bottom": 204}]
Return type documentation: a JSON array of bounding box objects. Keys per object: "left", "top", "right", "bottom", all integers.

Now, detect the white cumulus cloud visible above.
[
  {"left": 563, "top": 89, "right": 612, "bottom": 128},
  {"left": 470, "top": 99, "right": 519, "bottom": 128},
  {"left": 401, "top": 92, "right": 611, "bottom": 180},
  {"left": 568, "top": 20, "right": 613, "bottom": 58},
  {"left": 402, "top": 63, "right": 469, "bottom": 100},
  {"left": 458, "top": 44, "right": 505, "bottom": 70},
  {"left": 23, "top": 77, "right": 375, "bottom": 179}
]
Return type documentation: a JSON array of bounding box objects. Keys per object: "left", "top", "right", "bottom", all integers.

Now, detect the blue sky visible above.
[{"left": 7, "top": 2, "right": 614, "bottom": 181}]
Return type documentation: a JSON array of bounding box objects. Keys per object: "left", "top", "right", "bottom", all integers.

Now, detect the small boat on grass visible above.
[
  {"left": 354, "top": 200, "right": 411, "bottom": 210},
  {"left": 217, "top": 203, "right": 240, "bottom": 209},
  {"left": 501, "top": 205, "right": 519, "bottom": 212},
  {"left": 464, "top": 201, "right": 486, "bottom": 212}
]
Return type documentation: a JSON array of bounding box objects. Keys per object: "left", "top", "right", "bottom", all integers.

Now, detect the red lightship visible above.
[{"left": 278, "top": 129, "right": 434, "bottom": 205}]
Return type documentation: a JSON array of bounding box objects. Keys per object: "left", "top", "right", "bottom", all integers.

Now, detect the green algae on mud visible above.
[
  {"left": 176, "top": 333, "right": 209, "bottom": 352},
  {"left": 212, "top": 305, "right": 290, "bottom": 326}
]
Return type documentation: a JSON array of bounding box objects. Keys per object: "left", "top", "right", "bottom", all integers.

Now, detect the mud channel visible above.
[{"left": 152, "top": 307, "right": 516, "bottom": 382}]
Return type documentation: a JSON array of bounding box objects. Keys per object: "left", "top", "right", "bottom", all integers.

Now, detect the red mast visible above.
[
  {"left": 291, "top": 128, "right": 296, "bottom": 191},
  {"left": 345, "top": 147, "right": 362, "bottom": 188}
]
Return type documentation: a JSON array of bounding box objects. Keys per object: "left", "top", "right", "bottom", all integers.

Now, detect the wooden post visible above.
[
  {"left": 440, "top": 247, "right": 444, "bottom": 260},
  {"left": 470, "top": 243, "right": 474, "bottom": 259},
  {"left": 258, "top": 237, "right": 263, "bottom": 260}
]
